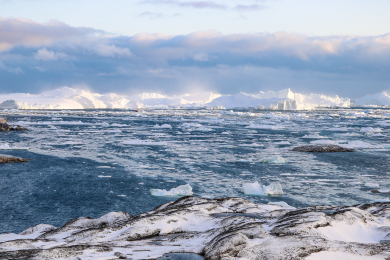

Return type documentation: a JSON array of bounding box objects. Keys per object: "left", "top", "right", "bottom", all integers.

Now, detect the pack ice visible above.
[{"left": 0, "top": 197, "right": 389, "bottom": 260}]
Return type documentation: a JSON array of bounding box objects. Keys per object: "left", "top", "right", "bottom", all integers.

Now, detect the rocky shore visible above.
[
  {"left": 0, "top": 196, "right": 389, "bottom": 260},
  {"left": 0, "top": 156, "right": 30, "bottom": 164},
  {"left": 0, "top": 118, "right": 28, "bottom": 132},
  {"left": 292, "top": 145, "right": 354, "bottom": 153}
]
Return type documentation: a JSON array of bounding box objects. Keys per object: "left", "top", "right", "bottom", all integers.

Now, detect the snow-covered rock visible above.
[{"left": 0, "top": 197, "right": 389, "bottom": 260}]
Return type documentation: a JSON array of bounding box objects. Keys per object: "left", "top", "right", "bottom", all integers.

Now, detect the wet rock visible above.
[
  {"left": 0, "top": 156, "right": 30, "bottom": 164},
  {"left": 292, "top": 145, "right": 354, "bottom": 153},
  {"left": 0, "top": 122, "right": 28, "bottom": 132},
  {"left": 371, "top": 189, "right": 380, "bottom": 193}
]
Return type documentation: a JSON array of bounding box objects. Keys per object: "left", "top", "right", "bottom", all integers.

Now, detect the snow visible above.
[
  {"left": 260, "top": 155, "right": 287, "bottom": 163},
  {"left": 317, "top": 221, "right": 385, "bottom": 243},
  {"left": 242, "top": 182, "right": 284, "bottom": 196},
  {"left": 0, "top": 87, "right": 350, "bottom": 110},
  {"left": 150, "top": 184, "right": 193, "bottom": 197},
  {"left": 306, "top": 251, "right": 385, "bottom": 260}
]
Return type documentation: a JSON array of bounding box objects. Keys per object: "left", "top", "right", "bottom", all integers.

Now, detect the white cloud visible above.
[
  {"left": 34, "top": 48, "right": 69, "bottom": 60},
  {"left": 193, "top": 53, "right": 209, "bottom": 61},
  {"left": 94, "top": 44, "right": 132, "bottom": 58}
]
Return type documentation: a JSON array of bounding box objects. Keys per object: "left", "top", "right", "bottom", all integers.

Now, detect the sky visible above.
[{"left": 0, "top": 0, "right": 390, "bottom": 98}]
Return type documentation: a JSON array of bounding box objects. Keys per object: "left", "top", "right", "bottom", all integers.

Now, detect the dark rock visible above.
[
  {"left": 0, "top": 122, "right": 28, "bottom": 132},
  {"left": 0, "top": 156, "right": 30, "bottom": 164},
  {"left": 292, "top": 145, "right": 354, "bottom": 153},
  {"left": 371, "top": 189, "right": 380, "bottom": 193}
]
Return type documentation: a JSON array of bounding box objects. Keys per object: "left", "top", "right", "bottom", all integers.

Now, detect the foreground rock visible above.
[
  {"left": 0, "top": 122, "right": 28, "bottom": 132},
  {"left": 0, "top": 156, "right": 30, "bottom": 164},
  {"left": 0, "top": 197, "right": 389, "bottom": 260},
  {"left": 292, "top": 145, "right": 354, "bottom": 153}
]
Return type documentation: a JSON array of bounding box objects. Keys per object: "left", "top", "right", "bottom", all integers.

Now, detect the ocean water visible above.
[{"left": 1, "top": 108, "right": 390, "bottom": 233}]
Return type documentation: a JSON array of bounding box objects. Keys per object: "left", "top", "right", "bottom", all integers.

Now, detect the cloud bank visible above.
[{"left": 1, "top": 18, "right": 390, "bottom": 98}]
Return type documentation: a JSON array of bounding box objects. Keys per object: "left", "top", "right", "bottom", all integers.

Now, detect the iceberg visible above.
[
  {"left": 150, "top": 184, "right": 193, "bottom": 197},
  {"left": 0, "top": 87, "right": 350, "bottom": 110},
  {"left": 355, "top": 91, "right": 390, "bottom": 106},
  {"left": 242, "top": 182, "right": 283, "bottom": 196},
  {"left": 260, "top": 155, "right": 287, "bottom": 163}
]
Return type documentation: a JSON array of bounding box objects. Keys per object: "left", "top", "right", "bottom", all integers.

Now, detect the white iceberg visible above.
[
  {"left": 0, "top": 87, "right": 350, "bottom": 110},
  {"left": 260, "top": 155, "right": 287, "bottom": 164},
  {"left": 150, "top": 184, "right": 193, "bottom": 197},
  {"left": 355, "top": 91, "right": 390, "bottom": 106},
  {"left": 242, "top": 182, "right": 283, "bottom": 196}
]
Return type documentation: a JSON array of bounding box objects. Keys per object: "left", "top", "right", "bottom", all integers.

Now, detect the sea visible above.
[{"left": 1, "top": 108, "right": 390, "bottom": 233}]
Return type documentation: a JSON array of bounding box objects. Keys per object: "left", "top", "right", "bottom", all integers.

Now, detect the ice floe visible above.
[
  {"left": 242, "top": 182, "right": 284, "bottom": 196},
  {"left": 150, "top": 184, "right": 193, "bottom": 197},
  {"left": 260, "top": 155, "right": 287, "bottom": 163}
]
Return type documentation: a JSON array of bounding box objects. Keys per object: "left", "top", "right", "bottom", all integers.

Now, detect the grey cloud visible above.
[{"left": 1, "top": 19, "right": 390, "bottom": 98}]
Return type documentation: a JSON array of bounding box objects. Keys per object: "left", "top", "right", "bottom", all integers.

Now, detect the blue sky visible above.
[{"left": 0, "top": 0, "right": 390, "bottom": 98}]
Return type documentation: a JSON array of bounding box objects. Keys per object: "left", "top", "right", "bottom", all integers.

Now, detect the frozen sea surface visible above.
[{"left": 1, "top": 108, "right": 390, "bottom": 233}]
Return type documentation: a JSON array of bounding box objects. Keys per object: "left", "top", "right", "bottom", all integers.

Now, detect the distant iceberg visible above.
[
  {"left": 0, "top": 87, "right": 350, "bottom": 110},
  {"left": 150, "top": 184, "right": 193, "bottom": 197},
  {"left": 355, "top": 92, "right": 390, "bottom": 106}
]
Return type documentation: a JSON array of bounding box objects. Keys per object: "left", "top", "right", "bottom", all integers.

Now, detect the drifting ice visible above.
[
  {"left": 260, "top": 155, "right": 287, "bottom": 164},
  {"left": 242, "top": 182, "right": 284, "bottom": 196},
  {"left": 150, "top": 184, "right": 193, "bottom": 197}
]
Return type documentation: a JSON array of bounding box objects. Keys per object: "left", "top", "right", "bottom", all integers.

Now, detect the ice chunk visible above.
[
  {"left": 0, "top": 144, "right": 12, "bottom": 150},
  {"left": 310, "top": 140, "right": 336, "bottom": 145},
  {"left": 154, "top": 124, "right": 172, "bottom": 129},
  {"left": 260, "top": 155, "right": 287, "bottom": 164},
  {"left": 360, "top": 127, "right": 382, "bottom": 132},
  {"left": 341, "top": 141, "right": 377, "bottom": 149},
  {"left": 365, "top": 183, "right": 379, "bottom": 188},
  {"left": 0, "top": 143, "right": 28, "bottom": 150},
  {"left": 242, "top": 182, "right": 283, "bottom": 196},
  {"left": 301, "top": 133, "right": 328, "bottom": 139},
  {"left": 275, "top": 141, "right": 290, "bottom": 145},
  {"left": 150, "top": 184, "right": 193, "bottom": 197}
]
